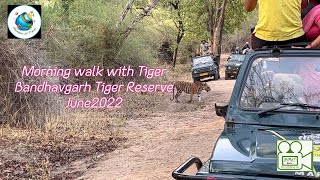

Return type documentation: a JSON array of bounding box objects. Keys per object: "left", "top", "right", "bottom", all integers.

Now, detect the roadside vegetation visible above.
[{"left": 0, "top": 0, "right": 254, "bottom": 178}]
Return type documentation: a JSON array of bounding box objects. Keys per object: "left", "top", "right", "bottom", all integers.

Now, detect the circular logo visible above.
[{"left": 8, "top": 5, "right": 41, "bottom": 39}]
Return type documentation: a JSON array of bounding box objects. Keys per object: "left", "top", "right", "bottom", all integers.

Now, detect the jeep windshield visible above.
[
  {"left": 230, "top": 54, "right": 245, "bottom": 62},
  {"left": 192, "top": 56, "right": 214, "bottom": 66},
  {"left": 240, "top": 56, "right": 320, "bottom": 112}
]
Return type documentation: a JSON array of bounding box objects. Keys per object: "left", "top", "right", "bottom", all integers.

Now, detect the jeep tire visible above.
[
  {"left": 225, "top": 72, "right": 230, "bottom": 80},
  {"left": 214, "top": 71, "right": 219, "bottom": 80},
  {"left": 193, "top": 77, "right": 200, "bottom": 82}
]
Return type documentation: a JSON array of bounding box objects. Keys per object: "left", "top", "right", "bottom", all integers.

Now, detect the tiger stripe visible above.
[{"left": 170, "top": 81, "right": 211, "bottom": 103}]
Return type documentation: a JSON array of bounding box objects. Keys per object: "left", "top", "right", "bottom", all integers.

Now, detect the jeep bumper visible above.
[
  {"left": 172, "top": 157, "right": 307, "bottom": 180},
  {"left": 225, "top": 69, "right": 239, "bottom": 76},
  {"left": 192, "top": 70, "right": 217, "bottom": 79},
  {"left": 172, "top": 157, "right": 239, "bottom": 180}
]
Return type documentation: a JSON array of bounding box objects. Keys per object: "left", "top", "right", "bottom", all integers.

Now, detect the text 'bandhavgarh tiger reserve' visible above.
[{"left": 15, "top": 65, "right": 173, "bottom": 108}]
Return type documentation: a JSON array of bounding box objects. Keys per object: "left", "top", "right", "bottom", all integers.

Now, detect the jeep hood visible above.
[
  {"left": 226, "top": 61, "right": 242, "bottom": 67},
  {"left": 192, "top": 62, "right": 214, "bottom": 69},
  {"left": 210, "top": 124, "right": 320, "bottom": 178}
]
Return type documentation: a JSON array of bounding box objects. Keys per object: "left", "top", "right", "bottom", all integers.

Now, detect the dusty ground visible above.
[
  {"left": 0, "top": 54, "right": 235, "bottom": 179},
  {"left": 0, "top": 110, "right": 126, "bottom": 180},
  {"left": 78, "top": 54, "right": 236, "bottom": 180}
]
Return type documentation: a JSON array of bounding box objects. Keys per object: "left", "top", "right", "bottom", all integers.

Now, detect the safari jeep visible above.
[
  {"left": 172, "top": 45, "right": 320, "bottom": 179},
  {"left": 191, "top": 55, "right": 220, "bottom": 82}
]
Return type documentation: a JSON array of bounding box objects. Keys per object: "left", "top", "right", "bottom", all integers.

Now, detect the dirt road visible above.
[{"left": 79, "top": 55, "right": 236, "bottom": 180}]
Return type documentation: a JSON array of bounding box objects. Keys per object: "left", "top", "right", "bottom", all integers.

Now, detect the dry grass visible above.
[
  {"left": 0, "top": 19, "right": 183, "bottom": 177},
  {"left": 0, "top": 0, "right": 191, "bottom": 178},
  {"left": 104, "top": 64, "right": 191, "bottom": 119},
  {"left": 0, "top": 19, "right": 125, "bottom": 178},
  {"left": 0, "top": 110, "right": 126, "bottom": 179},
  {"left": 0, "top": 65, "right": 175, "bottom": 179},
  {"left": 0, "top": 34, "right": 64, "bottom": 129}
]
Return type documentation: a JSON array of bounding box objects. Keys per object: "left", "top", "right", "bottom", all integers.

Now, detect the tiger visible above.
[{"left": 170, "top": 81, "right": 211, "bottom": 103}]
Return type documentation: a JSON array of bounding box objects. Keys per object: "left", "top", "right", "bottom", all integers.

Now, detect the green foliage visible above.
[
  {"left": 223, "top": 10, "right": 258, "bottom": 52},
  {"left": 152, "top": 0, "right": 251, "bottom": 62},
  {"left": 180, "top": 1, "right": 209, "bottom": 41},
  {"left": 41, "top": 0, "right": 159, "bottom": 68},
  {"left": 2, "top": 0, "right": 252, "bottom": 68},
  {"left": 118, "top": 24, "right": 158, "bottom": 66},
  {"left": 43, "top": 0, "right": 116, "bottom": 67},
  {"left": 0, "top": 0, "right": 258, "bottom": 129},
  {"left": 158, "top": 0, "right": 249, "bottom": 42},
  {"left": 224, "top": 0, "right": 248, "bottom": 34}
]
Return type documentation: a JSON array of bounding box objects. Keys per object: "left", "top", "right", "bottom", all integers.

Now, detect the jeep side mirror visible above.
[{"left": 215, "top": 102, "right": 228, "bottom": 117}]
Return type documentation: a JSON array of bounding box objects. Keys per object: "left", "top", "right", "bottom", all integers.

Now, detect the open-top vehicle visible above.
[
  {"left": 173, "top": 45, "right": 320, "bottom": 179},
  {"left": 225, "top": 54, "right": 246, "bottom": 80},
  {"left": 191, "top": 55, "right": 220, "bottom": 82}
]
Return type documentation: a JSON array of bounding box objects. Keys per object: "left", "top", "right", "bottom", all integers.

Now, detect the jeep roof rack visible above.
[
  {"left": 249, "top": 42, "right": 320, "bottom": 57},
  {"left": 193, "top": 53, "right": 214, "bottom": 58},
  {"left": 254, "top": 42, "right": 310, "bottom": 51}
]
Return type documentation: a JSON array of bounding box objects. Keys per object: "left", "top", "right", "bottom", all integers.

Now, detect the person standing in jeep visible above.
[
  {"left": 200, "top": 40, "right": 211, "bottom": 55},
  {"left": 242, "top": 42, "right": 251, "bottom": 54},
  {"left": 242, "top": 42, "right": 250, "bottom": 50},
  {"left": 230, "top": 42, "right": 236, "bottom": 53},
  {"left": 245, "top": 0, "right": 309, "bottom": 49}
]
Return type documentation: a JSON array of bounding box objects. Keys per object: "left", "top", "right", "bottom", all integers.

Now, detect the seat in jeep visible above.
[{"left": 271, "top": 73, "right": 306, "bottom": 104}]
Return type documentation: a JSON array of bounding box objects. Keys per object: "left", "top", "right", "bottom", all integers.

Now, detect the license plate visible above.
[
  {"left": 200, "top": 72, "right": 208, "bottom": 76},
  {"left": 314, "top": 145, "right": 320, "bottom": 161}
]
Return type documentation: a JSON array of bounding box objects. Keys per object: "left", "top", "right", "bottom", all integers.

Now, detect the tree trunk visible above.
[
  {"left": 172, "top": 46, "right": 179, "bottom": 68},
  {"left": 171, "top": 0, "right": 185, "bottom": 68},
  {"left": 217, "top": 1, "right": 227, "bottom": 57},
  {"left": 206, "top": 2, "right": 214, "bottom": 40},
  {"left": 212, "top": 0, "right": 227, "bottom": 55},
  {"left": 120, "top": 0, "right": 159, "bottom": 41},
  {"left": 172, "top": 27, "right": 184, "bottom": 68},
  {"left": 116, "top": 0, "right": 135, "bottom": 27},
  {"left": 207, "top": 0, "right": 218, "bottom": 53}
]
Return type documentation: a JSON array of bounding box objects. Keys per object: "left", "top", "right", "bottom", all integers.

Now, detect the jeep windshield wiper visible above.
[{"left": 257, "top": 103, "right": 320, "bottom": 117}]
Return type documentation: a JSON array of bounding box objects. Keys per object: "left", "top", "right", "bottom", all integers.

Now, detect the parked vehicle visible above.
[
  {"left": 191, "top": 55, "right": 220, "bottom": 82},
  {"left": 173, "top": 45, "right": 320, "bottom": 179},
  {"left": 225, "top": 54, "right": 246, "bottom": 80}
]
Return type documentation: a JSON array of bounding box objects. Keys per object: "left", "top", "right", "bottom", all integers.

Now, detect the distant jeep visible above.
[
  {"left": 191, "top": 55, "right": 220, "bottom": 82},
  {"left": 225, "top": 53, "right": 246, "bottom": 80}
]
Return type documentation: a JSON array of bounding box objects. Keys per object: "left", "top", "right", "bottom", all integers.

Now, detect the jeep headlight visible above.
[
  {"left": 227, "top": 66, "right": 231, "bottom": 70},
  {"left": 193, "top": 70, "right": 198, "bottom": 73}
]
